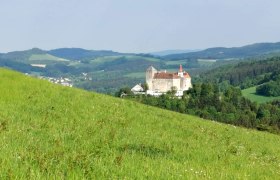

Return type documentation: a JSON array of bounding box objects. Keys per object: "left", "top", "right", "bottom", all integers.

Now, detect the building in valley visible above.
[{"left": 146, "top": 65, "right": 192, "bottom": 96}]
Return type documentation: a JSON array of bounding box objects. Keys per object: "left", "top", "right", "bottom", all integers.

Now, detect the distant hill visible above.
[
  {"left": 165, "top": 42, "right": 280, "bottom": 60},
  {"left": 48, "top": 48, "right": 125, "bottom": 60},
  {"left": 149, "top": 49, "right": 201, "bottom": 56},
  {"left": 0, "top": 68, "right": 280, "bottom": 178},
  {"left": 0, "top": 48, "right": 126, "bottom": 62},
  {"left": 0, "top": 48, "right": 46, "bottom": 61}
]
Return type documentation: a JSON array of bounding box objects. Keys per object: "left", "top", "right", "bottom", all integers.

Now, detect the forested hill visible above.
[
  {"left": 0, "top": 68, "right": 280, "bottom": 178},
  {"left": 165, "top": 42, "right": 280, "bottom": 60},
  {"left": 199, "top": 56, "right": 280, "bottom": 89},
  {"left": 48, "top": 48, "right": 126, "bottom": 60},
  {"left": 0, "top": 48, "right": 127, "bottom": 61},
  {"left": 0, "top": 48, "right": 46, "bottom": 61}
]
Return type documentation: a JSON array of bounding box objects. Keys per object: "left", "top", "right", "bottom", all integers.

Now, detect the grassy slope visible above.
[
  {"left": 242, "top": 86, "right": 280, "bottom": 103},
  {"left": 89, "top": 55, "right": 161, "bottom": 65},
  {"left": 29, "top": 54, "right": 69, "bottom": 62},
  {"left": 0, "top": 68, "right": 280, "bottom": 179}
]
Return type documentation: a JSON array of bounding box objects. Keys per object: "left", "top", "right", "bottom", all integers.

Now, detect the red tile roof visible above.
[
  {"left": 154, "top": 72, "right": 180, "bottom": 79},
  {"left": 184, "top": 73, "right": 191, "bottom": 78}
]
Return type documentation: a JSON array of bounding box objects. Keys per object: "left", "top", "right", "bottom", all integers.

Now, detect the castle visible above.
[{"left": 146, "top": 65, "right": 192, "bottom": 96}]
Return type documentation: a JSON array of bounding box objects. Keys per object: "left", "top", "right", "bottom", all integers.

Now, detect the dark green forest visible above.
[{"left": 199, "top": 57, "right": 280, "bottom": 89}]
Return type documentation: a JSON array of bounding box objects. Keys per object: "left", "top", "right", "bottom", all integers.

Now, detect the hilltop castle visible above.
[{"left": 146, "top": 65, "right": 192, "bottom": 96}]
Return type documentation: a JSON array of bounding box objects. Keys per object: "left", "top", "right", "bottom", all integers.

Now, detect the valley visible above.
[{"left": 2, "top": 42, "right": 280, "bottom": 94}]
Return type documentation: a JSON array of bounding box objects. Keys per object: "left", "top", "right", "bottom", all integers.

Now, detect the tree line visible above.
[
  {"left": 256, "top": 70, "right": 280, "bottom": 97},
  {"left": 199, "top": 57, "right": 280, "bottom": 89}
]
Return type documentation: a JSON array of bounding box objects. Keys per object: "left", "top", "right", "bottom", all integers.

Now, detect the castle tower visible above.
[
  {"left": 178, "top": 64, "right": 184, "bottom": 77},
  {"left": 146, "top": 66, "right": 157, "bottom": 90}
]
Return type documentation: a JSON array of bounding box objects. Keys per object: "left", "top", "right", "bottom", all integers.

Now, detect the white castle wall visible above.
[
  {"left": 152, "top": 78, "right": 181, "bottom": 92},
  {"left": 185, "top": 78, "right": 192, "bottom": 90},
  {"left": 146, "top": 67, "right": 157, "bottom": 90},
  {"left": 152, "top": 79, "right": 173, "bottom": 92}
]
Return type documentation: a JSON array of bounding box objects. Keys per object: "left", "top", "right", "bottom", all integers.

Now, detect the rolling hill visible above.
[
  {"left": 0, "top": 48, "right": 46, "bottom": 61},
  {"left": 149, "top": 49, "right": 201, "bottom": 56},
  {"left": 165, "top": 42, "right": 280, "bottom": 60},
  {"left": 0, "top": 68, "right": 280, "bottom": 178},
  {"left": 48, "top": 48, "right": 125, "bottom": 60},
  {"left": 199, "top": 56, "right": 280, "bottom": 89}
]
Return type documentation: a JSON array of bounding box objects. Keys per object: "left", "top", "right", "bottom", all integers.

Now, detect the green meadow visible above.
[
  {"left": 0, "top": 68, "right": 280, "bottom": 179},
  {"left": 29, "top": 54, "right": 69, "bottom": 62},
  {"left": 124, "top": 72, "right": 145, "bottom": 78},
  {"left": 242, "top": 86, "right": 280, "bottom": 103},
  {"left": 90, "top": 55, "right": 160, "bottom": 65}
]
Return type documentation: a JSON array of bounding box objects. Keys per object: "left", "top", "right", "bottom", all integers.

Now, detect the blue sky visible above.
[{"left": 1, "top": 0, "right": 280, "bottom": 53}]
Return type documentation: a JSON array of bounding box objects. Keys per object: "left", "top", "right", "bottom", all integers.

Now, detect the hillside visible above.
[
  {"left": 48, "top": 48, "right": 124, "bottom": 60},
  {"left": 0, "top": 68, "right": 280, "bottom": 178},
  {"left": 165, "top": 42, "right": 280, "bottom": 60},
  {"left": 199, "top": 57, "right": 280, "bottom": 89},
  {"left": 0, "top": 48, "right": 46, "bottom": 61},
  {"left": 149, "top": 49, "right": 200, "bottom": 56}
]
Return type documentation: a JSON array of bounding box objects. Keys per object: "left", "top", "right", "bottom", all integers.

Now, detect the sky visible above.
[{"left": 1, "top": 0, "right": 280, "bottom": 53}]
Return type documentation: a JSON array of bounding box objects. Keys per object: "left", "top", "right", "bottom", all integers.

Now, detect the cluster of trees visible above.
[
  {"left": 256, "top": 70, "right": 280, "bottom": 97},
  {"left": 256, "top": 81, "right": 280, "bottom": 97},
  {"left": 200, "top": 57, "right": 280, "bottom": 89},
  {"left": 122, "top": 83, "right": 280, "bottom": 134}
]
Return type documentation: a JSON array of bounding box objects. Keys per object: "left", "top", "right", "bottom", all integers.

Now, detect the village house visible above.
[{"left": 131, "top": 84, "right": 144, "bottom": 94}]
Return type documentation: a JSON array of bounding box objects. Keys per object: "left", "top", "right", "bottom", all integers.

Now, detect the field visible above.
[
  {"left": 197, "top": 59, "right": 217, "bottom": 66},
  {"left": 124, "top": 72, "right": 145, "bottom": 78},
  {"left": 242, "top": 86, "right": 280, "bottom": 103},
  {"left": 0, "top": 68, "right": 280, "bottom": 179},
  {"left": 165, "top": 60, "right": 187, "bottom": 65},
  {"left": 90, "top": 55, "right": 161, "bottom": 65},
  {"left": 29, "top": 54, "right": 69, "bottom": 62}
]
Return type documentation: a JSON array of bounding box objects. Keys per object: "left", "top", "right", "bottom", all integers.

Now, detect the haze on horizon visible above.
[{"left": 1, "top": 0, "right": 280, "bottom": 53}]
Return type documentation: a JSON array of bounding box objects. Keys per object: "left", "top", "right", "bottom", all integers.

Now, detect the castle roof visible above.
[
  {"left": 154, "top": 72, "right": 180, "bottom": 79},
  {"left": 183, "top": 72, "right": 191, "bottom": 78}
]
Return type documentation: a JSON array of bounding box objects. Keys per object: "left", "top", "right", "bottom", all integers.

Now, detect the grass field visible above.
[
  {"left": 29, "top": 54, "right": 69, "bottom": 62},
  {"left": 164, "top": 59, "right": 217, "bottom": 67},
  {"left": 165, "top": 60, "right": 187, "bottom": 65},
  {"left": 124, "top": 72, "right": 145, "bottom": 78},
  {"left": 0, "top": 68, "right": 280, "bottom": 179},
  {"left": 197, "top": 59, "right": 217, "bottom": 66},
  {"left": 242, "top": 86, "right": 280, "bottom": 103},
  {"left": 91, "top": 55, "right": 160, "bottom": 65}
]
